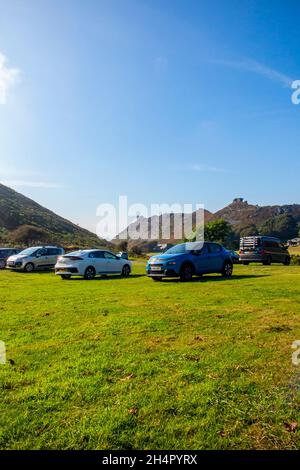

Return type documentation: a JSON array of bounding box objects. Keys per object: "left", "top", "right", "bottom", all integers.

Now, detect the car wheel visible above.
[
  {"left": 222, "top": 261, "right": 233, "bottom": 277},
  {"left": 284, "top": 257, "right": 291, "bottom": 266},
  {"left": 152, "top": 277, "right": 162, "bottom": 282},
  {"left": 84, "top": 266, "right": 96, "bottom": 280},
  {"left": 61, "top": 274, "right": 71, "bottom": 280},
  {"left": 121, "top": 264, "right": 131, "bottom": 277},
  {"left": 263, "top": 256, "right": 271, "bottom": 266},
  {"left": 180, "top": 263, "right": 193, "bottom": 282},
  {"left": 24, "top": 263, "right": 34, "bottom": 273}
]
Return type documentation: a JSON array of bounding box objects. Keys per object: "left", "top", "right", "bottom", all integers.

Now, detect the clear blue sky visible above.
[{"left": 0, "top": 0, "right": 300, "bottom": 234}]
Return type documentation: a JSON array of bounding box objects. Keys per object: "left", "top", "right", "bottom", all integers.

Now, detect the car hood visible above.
[
  {"left": 149, "top": 253, "right": 184, "bottom": 263},
  {"left": 7, "top": 254, "right": 27, "bottom": 261}
]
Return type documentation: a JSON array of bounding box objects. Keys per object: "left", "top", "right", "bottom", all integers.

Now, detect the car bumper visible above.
[
  {"left": 146, "top": 267, "right": 179, "bottom": 277},
  {"left": 6, "top": 263, "right": 24, "bottom": 270},
  {"left": 55, "top": 266, "right": 80, "bottom": 275}
]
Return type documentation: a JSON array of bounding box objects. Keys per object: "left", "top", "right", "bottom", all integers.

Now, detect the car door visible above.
[
  {"left": 35, "top": 248, "right": 49, "bottom": 268},
  {"left": 89, "top": 251, "right": 106, "bottom": 274},
  {"left": 103, "top": 251, "right": 122, "bottom": 273},
  {"left": 192, "top": 244, "right": 211, "bottom": 274},
  {"left": 46, "top": 248, "right": 59, "bottom": 267},
  {"left": 207, "top": 243, "right": 224, "bottom": 272}
]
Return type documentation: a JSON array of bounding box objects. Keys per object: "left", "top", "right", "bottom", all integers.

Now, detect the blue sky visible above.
[{"left": 0, "top": 0, "right": 300, "bottom": 235}]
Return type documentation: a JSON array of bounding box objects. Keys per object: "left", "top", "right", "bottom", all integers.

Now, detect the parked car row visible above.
[
  {"left": 3, "top": 245, "right": 132, "bottom": 280},
  {"left": 1, "top": 235, "right": 292, "bottom": 282}
]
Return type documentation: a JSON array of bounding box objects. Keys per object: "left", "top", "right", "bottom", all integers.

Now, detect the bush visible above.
[
  {"left": 11, "top": 225, "right": 52, "bottom": 245},
  {"left": 290, "top": 255, "right": 300, "bottom": 265}
]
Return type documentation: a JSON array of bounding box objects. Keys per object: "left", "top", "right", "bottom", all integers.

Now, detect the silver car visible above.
[{"left": 6, "top": 246, "right": 65, "bottom": 272}]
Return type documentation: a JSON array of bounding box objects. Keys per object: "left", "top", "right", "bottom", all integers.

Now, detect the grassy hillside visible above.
[
  {"left": 0, "top": 183, "right": 108, "bottom": 248},
  {"left": 1, "top": 264, "right": 300, "bottom": 449}
]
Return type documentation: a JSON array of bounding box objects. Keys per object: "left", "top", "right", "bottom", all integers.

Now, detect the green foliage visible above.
[
  {"left": 116, "top": 240, "right": 128, "bottom": 252},
  {"left": 259, "top": 214, "right": 298, "bottom": 241},
  {"left": 240, "top": 224, "right": 259, "bottom": 237},
  {"left": 290, "top": 255, "right": 300, "bottom": 265},
  {"left": 204, "top": 219, "right": 233, "bottom": 245}
]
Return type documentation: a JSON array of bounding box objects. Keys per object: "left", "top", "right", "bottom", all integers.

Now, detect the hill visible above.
[
  {"left": 113, "top": 198, "right": 300, "bottom": 251},
  {"left": 211, "top": 198, "right": 300, "bottom": 236},
  {"left": 0, "top": 183, "right": 109, "bottom": 248}
]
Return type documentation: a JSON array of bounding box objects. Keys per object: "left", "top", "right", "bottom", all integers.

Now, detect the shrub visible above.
[{"left": 290, "top": 255, "right": 300, "bottom": 266}]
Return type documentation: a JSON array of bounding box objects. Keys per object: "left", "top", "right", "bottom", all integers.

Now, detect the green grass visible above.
[{"left": 1, "top": 262, "right": 300, "bottom": 449}]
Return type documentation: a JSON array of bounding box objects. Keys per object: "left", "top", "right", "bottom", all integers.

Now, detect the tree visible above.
[
  {"left": 117, "top": 240, "right": 128, "bottom": 252},
  {"left": 130, "top": 245, "right": 142, "bottom": 256},
  {"left": 204, "top": 219, "right": 233, "bottom": 245},
  {"left": 240, "top": 224, "right": 259, "bottom": 237},
  {"left": 259, "top": 214, "right": 298, "bottom": 241}
]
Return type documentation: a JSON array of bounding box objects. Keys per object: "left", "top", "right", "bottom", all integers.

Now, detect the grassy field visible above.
[
  {"left": 1, "top": 262, "right": 300, "bottom": 450},
  {"left": 289, "top": 246, "right": 300, "bottom": 255}
]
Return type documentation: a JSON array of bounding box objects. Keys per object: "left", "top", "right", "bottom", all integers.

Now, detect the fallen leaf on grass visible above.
[
  {"left": 194, "top": 335, "right": 204, "bottom": 342},
  {"left": 121, "top": 373, "right": 134, "bottom": 381},
  {"left": 284, "top": 422, "right": 298, "bottom": 432}
]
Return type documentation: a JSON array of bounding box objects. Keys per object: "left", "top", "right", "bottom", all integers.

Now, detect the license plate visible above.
[{"left": 151, "top": 266, "right": 162, "bottom": 271}]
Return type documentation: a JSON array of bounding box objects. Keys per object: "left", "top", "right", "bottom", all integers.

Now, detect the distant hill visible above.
[
  {"left": 211, "top": 198, "right": 300, "bottom": 233},
  {"left": 113, "top": 198, "right": 300, "bottom": 251},
  {"left": 0, "top": 183, "right": 109, "bottom": 248},
  {"left": 113, "top": 209, "right": 213, "bottom": 251}
]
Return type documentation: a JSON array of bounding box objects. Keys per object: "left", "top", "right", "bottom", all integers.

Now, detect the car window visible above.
[
  {"left": 47, "top": 248, "right": 59, "bottom": 255},
  {"left": 209, "top": 243, "right": 222, "bottom": 253},
  {"left": 89, "top": 251, "right": 104, "bottom": 259},
  {"left": 37, "top": 249, "right": 47, "bottom": 256},
  {"left": 104, "top": 252, "right": 117, "bottom": 259}
]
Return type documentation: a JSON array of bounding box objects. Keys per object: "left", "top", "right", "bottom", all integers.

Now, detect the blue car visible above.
[{"left": 147, "top": 242, "right": 233, "bottom": 282}]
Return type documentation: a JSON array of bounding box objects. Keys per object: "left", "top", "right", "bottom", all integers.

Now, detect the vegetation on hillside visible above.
[{"left": 0, "top": 183, "right": 109, "bottom": 248}]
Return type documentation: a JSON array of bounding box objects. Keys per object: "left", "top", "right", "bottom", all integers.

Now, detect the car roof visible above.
[{"left": 69, "top": 248, "right": 110, "bottom": 253}]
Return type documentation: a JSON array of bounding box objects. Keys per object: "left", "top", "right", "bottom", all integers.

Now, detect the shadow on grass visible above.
[
  {"left": 65, "top": 274, "right": 145, "bottom": 281},
  {"left": 161, "top": 274, "right": 269, "bottom": 283}
]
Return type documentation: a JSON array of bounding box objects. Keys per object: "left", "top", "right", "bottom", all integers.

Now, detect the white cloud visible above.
[
  {"left": 1, "top": 180, "right": 62, "bottom": 189},
  {"left": 189, "top": 164, "right": 227, "bottom": 173},
  {"left": 212, "top": 58, "right": 293, "bottom": 88},
  {"left": 0, "top": 52, "right": 20, "bottom": 104}
]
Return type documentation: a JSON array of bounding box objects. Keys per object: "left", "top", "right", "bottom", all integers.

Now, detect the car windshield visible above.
[
  {"left": 0, "top": 250, "right": 8, "bottom": 257},
  {"left": 164, "top": 243, "right": 190, "bottom": 255},
  {"left": 19, "top": 247, "right": 39, "bottom": 256}
]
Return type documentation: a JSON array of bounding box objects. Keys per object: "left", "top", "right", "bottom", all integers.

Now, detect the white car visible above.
[{"left": 55, "top": 249, "right": 132, "bottom": 280}]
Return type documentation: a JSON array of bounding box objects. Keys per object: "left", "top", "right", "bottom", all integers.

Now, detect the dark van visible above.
[{"left": 239, "top": 236, "right": 290, "bottom": 266}]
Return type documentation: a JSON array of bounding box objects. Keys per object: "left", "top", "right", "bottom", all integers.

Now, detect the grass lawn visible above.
[
  {"left": 1, "top": 262, "right": 300, "bottom": 450},
  {"left": 289, "top": 246, "right": 300, "bottom": 255}
]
